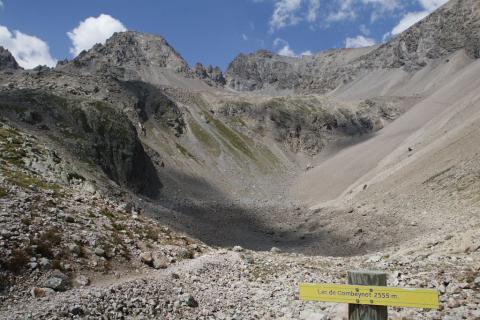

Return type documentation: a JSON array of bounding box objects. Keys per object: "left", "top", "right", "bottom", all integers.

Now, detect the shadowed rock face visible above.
[
  {"left": 120, "top": 80, "right": 186, "bottom": 137},
  {"left": 0, "top": 90, "right": 162, "bottom": 197},
  {"left": 0, "top": 47, "right": 21, "bottom": 71},
  {"left": 225, "top": 0, "right": 480, "bottom": 94}
]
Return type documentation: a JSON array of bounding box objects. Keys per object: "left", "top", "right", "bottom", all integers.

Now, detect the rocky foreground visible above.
[
  {"left": 1, "top": 119, "right": 479, "bottom": 319},
  {"left": 1, "top": 237, "right": 479, "bottom": 319}
]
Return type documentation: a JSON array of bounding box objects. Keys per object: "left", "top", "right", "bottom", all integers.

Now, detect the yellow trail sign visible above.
[{"left": 299, "top": 283, "right": 439, "bottom": 309}]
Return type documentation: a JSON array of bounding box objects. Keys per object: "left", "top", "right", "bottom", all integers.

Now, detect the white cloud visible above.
[
  {"left": 263, "top": 0, "right": 446, "bottom": 34},
  {"left": 391, "top": 11, "right": 429, "bottom": 35},
  {"left": 345, "top": 35, "right": 376, "bottom": 48},
  {"left": 361, "top": 0, "right": 400, "bottom": 11},
  {"left": 359, "top": 24, "right": 370, "bottom": 35},
  {"left": 382, "top": 32, "right": 391, "bottom": 42},
  {"left": 273, "top": 37, "right": 289, "bottom": 48},
  {"left": 307, "top": 0, "right": 321, "bottom": 22},
  {"left": 419, "top": 0, "right": 448, "bottom": 11},
  {"left": 242, "top": 33, "right": 249, "bottom": 41},
  {"left": 327, "top": 0, "right": 356, "bottom": 22},
  {"left": 269, "top": 0, "right": 302, "bottom": 31},
  {"left": 278, "top": 44, "right": 297, "bottom": 56},
  {"left": 384, "top": 0, "right": 447, "bottom": 40},
  {"left": 68, "top": 14, "right": 126, "bottom": 56},
  {"left": 0, "top": 25, "right": 56, "bottom": 69},
  {"left": 274, "top": 37, "right": 312, "bottom": 57},
  {"left": 362, "top": 0, "right": 402, "bottom": 22},
  {"left": 325, "top": 0, "right": 403, "bottom": 24}
]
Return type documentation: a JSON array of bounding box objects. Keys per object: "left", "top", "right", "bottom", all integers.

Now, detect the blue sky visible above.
[{"left": 0, "top": 0, "right": 448, "bottom": 70}]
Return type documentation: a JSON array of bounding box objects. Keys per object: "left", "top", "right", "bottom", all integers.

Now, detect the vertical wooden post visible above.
[{"left": 348, "top": 270, "right": 388, "bottom": 320}]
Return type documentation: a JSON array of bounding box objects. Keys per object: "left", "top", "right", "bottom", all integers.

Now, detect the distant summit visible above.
[
  {"left": 57, "top": 31, "right": 228, "bottom": 88},
  {"left": 57, "top": 31, "right": 190, "bottom": 81}
]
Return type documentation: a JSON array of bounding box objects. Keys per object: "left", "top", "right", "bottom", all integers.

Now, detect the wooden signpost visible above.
[{"left": 299, "top": 270, "right": 439, "bottom": 320}]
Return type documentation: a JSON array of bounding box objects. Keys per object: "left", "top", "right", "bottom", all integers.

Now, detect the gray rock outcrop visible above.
[
  {"left": 57, "top": 31, "right": 190, "bottom": 84},
  {"left": 0, "top": 47, "right": 21, "bottom": 71},
  {"left": 192, "top": 63, "right": 226, "bottom": 87}
]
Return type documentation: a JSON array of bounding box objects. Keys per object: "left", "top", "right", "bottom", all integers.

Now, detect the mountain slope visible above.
[
  {"left": 1, "top": 1, "right": 480, "bottom": 318},
  {"left": 295, "top": 53, "right": 480, "bottom": 205},
  {"left": 226, "top": 0, "right": 480, "bottom": 95}
]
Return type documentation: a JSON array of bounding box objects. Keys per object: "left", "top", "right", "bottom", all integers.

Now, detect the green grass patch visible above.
[
  {"left": 248, "top": 259, "right": 279, "bottom": 282},
  {"left": 112, "top": 222, "right": 125, "bottom": 231},
  {"left": 100, "top": 208, "right": 116, "bottom": 220},
  {"left": 257, "top": 144, "right": 282, "bottom": 172},
  {"left": 0, "top": 187, "right": 8, "bottom": 198},
  {"left": 3, "top": 169, "right": 62, "bottom": 193},
  {"left": 202, "top": 111, "right": 256, "bottom": 160},
  {"left": 0, "top": 127, "right": 20, "bottom": 139},
  {"left": 175, "top": 143, "right": 200, "bottom": 163},
  {"left": 0, "top": 127, "right": 26, "bottom": 167},
  {"left": 32, "top": 227, "right": 63, "bottom": 259},
  {"left": 145, "top": 225, "right": 160, "bottom": 242},
  {"left": 231, "top": 116, "right": 247, "bottom": 127},
  {"left": 2, "top": 249, "right": 29, "bottom": 273},
  {"left": 189, "top": 120, "right": 221, "bottom": 157},
  {"left": 91, "top": 100, "right": 112, "bottom": 112}
]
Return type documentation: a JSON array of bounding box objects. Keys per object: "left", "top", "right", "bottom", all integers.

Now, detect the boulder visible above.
[
  {"left": 140, "top": 252, "right": 153, "bottom": 266},
  {"left": 31, "top": 287, "right": 55, "bottom": 298},
  {"left": 94, "top": 248, "right": 105, "bottom": 257},
  {"left": 270, "top": 247, "right": 281, "bottom": 253},
  {"left": 233, "top": 246, "right": 244, "bottom": 252},
  {"left": 75, "top": 275, "right": 90, "bottom": 287},
  {"left": 180, "top": 294, "right": 198, "bottom": 308},
  {"left": 152, "top": 254, "right": 169, "bottom": 269},
  {"left": 42, "top": 276, "right": 66, "bottom": 291}
]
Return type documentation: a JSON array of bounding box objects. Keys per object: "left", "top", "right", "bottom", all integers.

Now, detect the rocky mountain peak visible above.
[
  {"left": 57, "top": 31, "right": 190, "bottom": 83},
  {"left": 252, "top": 50, "right": 276, "bottom": 59},
  {"left": 362, "top": 0, "right": 480, "bottom": 69},
  {"left": 191, "top": 62, "right": 226, "bottom": 87},
  {"left": 225, "top": 50, "right": 299, "bottom": 91},
  {"left": 0, "top": 46, "right": 21, "bottom": 71}
]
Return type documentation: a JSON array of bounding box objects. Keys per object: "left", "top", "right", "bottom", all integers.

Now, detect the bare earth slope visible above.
[{"left": 295, "top": 50, "right": 480, "bottom": 205}]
